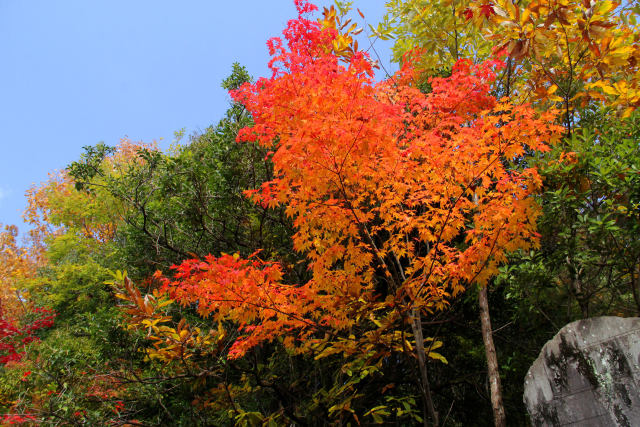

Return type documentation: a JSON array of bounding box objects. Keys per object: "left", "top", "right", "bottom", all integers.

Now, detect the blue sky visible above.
[{"left": 0, "top": 1, "right": 394, "bottom": 234}]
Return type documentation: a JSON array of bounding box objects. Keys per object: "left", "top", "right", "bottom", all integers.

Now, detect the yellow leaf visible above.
[
  {"left": 428, "top": 351, "right": 448, "bottom": 364},
  {"left": 426, "top": 340, "right": 443, "bottom": 351},
  {"left": 521, "top": 7, "right": 531, "bottom": 24},
  {"left": 602, "top": 85, "right": 619, "bottom": 96},
  {"left": 592, "top": 0, "right": 616, "bottom": 17},
  {"left": 157, "top": 299, "right": 173, "bottom": 308}
]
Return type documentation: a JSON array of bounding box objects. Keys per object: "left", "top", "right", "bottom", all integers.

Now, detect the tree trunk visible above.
[
  {"left": 478, "top": 286, "right": 506, "bottom": 427},
  {"left": 631, "top": 262, "right": 640, "bottom": 315},
  {"left": 410, "top": 308, "right": 439, "bottom": 427}
]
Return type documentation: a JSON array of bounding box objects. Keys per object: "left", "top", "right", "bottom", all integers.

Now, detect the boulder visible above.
[{"left": 524, "top": 316, "right": 640, "bottom": 426}]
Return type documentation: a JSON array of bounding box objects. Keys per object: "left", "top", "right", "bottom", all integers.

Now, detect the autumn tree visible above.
[
  {"left": 0, "top": 225, "right": 57, "bottom": 422},
  {"left": 0, "top": 224, "right": 56, "bottom": 363},
  {"left": 0, "top": 225, "right": 32, "bottom": 321},
  {"left": 140, "top": 2, "right": 562, "bottom": 424}
]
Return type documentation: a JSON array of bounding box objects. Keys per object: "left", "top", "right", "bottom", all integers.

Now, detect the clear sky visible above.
[{"left": 0, "top": 1, "right": 394, "bottom": 234}]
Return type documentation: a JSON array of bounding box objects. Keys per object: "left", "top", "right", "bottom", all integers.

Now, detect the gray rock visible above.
[{"left": 524, "top": 316, "right": 640, "bottom": 426}]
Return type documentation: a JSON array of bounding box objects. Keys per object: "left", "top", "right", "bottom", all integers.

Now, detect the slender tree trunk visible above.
[
  {"left": 573, "top": 276, "right": 589, "bottom": 319},
  {"left": 410, "top": 308, "right": 439, "bottom": 427},
  {"left": 478, "top": 286, "right": 506, "bottom": 427},
  {"left": 631, "top": 262, "right": 640, "bottom": 315}
]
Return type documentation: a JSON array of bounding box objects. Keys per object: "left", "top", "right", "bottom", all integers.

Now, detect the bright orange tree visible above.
[
  {"left": 0, "top": 225, "right": 56, "bottom": 367},
  {"left": 0, "top": 225, "right": 33, "bottom": 321},
  {"left": 153, "top": 0, "right": 561, "bottom": 420}
]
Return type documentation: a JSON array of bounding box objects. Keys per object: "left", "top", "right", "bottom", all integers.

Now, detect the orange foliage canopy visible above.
[
  {"left": 159, "top": 0, "right": 562, "bottom": 359},
  {"left": 0, "top": 225, "right": 56, "bottom": 366},
  {"left": 0, "top": 225, "right": 34, "bottom": 320}
]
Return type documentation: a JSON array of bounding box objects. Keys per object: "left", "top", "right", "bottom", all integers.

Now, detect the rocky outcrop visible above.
[{"left": 524, "top": 316, "right": 640, "bottom": 426}]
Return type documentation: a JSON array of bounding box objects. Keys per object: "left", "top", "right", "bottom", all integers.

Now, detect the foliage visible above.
[
  {"left": 0, "top": 307, "right": 55, "bottom": 366},
  {"left": 383, "top": 0, "right": 640, "bottom": 128},
  {"left": 142, "top": 1, "right": 560, "bottom": 423},
  {"left": 501, "top": 108, "right": 640, "bottom": 319},
  {"left": 380, "top": 0, "right": 495, "bottom": 72},
  {"left": 67, "top": 73, "right": 297, "bottom": 279},
  {"left": 481, "top": 0, "right": 640, "bottom": 117},
  {"left": 1, "top": 0, "right": 639, "bottom": 425},
  {"left": 0, "top": 63, "right": 306, "bottom": 425},
  {"left": 0, "top": 225, "right": 36, "bottom": 320}
]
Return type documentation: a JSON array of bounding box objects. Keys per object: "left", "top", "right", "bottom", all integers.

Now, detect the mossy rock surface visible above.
[{"left": 524, "top": 316, "right": 640, "bottom": 426}]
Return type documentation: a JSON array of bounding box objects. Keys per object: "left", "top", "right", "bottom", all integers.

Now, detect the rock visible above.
[{"left": 524, "top": 316, "right": 640, "bottom": 426}]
